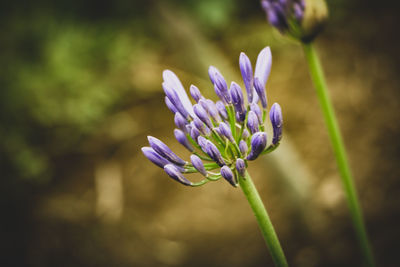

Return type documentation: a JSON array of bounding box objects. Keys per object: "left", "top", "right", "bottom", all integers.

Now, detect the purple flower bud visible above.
[
  {"left": 190, "top": 85, "right": 203, "bottom": 102},
  {"left": 190, "top": 124, "right": 201, "bottom": 142},
  {"left": 163, "top": 70, "right": 195, "bottom": 117},
  {"left": 205, "top": 140, "right": 225, "bottom": 166},
  {"left": 242, "top": 129, "right": 250, "bottom": 140},
  {"left": 190, "top": 155, "right": 207, "bottom": 176},
  {"left": 174, "top": 112, "right": 188, "bottom": 133},
  {"left": 164, "top": 164, "right": 192, "bottom": 186},
  {"left": 250, "top": 102, "right": 263, "bottom": 124},
  {"left": 270, "top": 102, "right": 283, "bottom": 145},
  {"left": 163, "top": 82, "right": 190, "bottom": 119},
  {"left": 239, "top": 52, "right": 254, "bottom": 103},
  {"left": 141, "top": 147, "right": 171, "bottom": 169},
  {"left": 165, "top": 96, "right": 177, "bottom": 114},
  {"left": 197, "top": 136, "right": 208, "bottom": 152},
  {"left": 148, "top": 136, "right": 186, "bottom": 166},
  {"left": 236, "top": 158, "right": 246, "bottom": 177},
  {"left": 239, "top": 140, "right": 248, "bottom": 155},
  {"left": 261, "top": 0, "right": 289, "bottom": 32},
  {"left": 254, "top": 46, "right": 272, "bottom": 89},
  {"left": 216, "top": 101, "right": 228, "bottom": 120},
  {"left": 174, "top": 129, "right": 194, "bottom": 152},
  {"left": 218, "top": 122, "right": 234, "bottom": 142},
  {"left": 220, "top": 166, "right": 236, "bottom": 187},
  {"left": 193, "top": 104, "right": 213, "bottom": 128},
  {"left": 203, "top": 99, "right": 221, "bottom": 122},
  {"left": 247, "top": 110, "right": 260, "bottom": 134},
  {"left": 194, "top": 117, "right": 210, "bottom": 136},
  {"left": 247, "top": 132, "right": 267, "bottom": 161},
  {"left": 230, "top": 82, "right": 246, "bottom": 121},
  {"left": 254, "top": 77, "right": 268, "bottom": 109},
  {"left": 209, "top": 66, "right": 231, "bottom": 104}
]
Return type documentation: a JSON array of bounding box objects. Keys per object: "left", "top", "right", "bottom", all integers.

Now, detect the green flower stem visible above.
[
  {"left": 239, "top": 171, "right": 288, "bottom": 267},
  {"left": 303, "top": 43, "right": 375, "bottom": 267}
]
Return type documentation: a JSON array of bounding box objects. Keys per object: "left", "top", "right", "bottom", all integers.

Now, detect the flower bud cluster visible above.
[
  {"left": 142, "top": 47, "right": 283, "bottom": 187},
  {"left": 261, "top": 0, "right": 328, "bottom": 42}
]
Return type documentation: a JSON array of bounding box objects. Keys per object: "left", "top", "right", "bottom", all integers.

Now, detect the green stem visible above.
[
  {"left": 239, "top": 171, "right": 288, "bottom": 267},
  {"left": 303, "top": 43, "right": 375, "bottom": 267}
]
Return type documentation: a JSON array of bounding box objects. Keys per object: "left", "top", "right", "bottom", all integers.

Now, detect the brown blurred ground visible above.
[{"left": 1, "top": 1, "right": 400, "bottom": 266}]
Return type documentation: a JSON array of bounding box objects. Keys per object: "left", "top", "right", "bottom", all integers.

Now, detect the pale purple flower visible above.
[
  {"left": 220, "top": 166, "right": 236, "bottom": 187},
  {"left": 270, "top": 102, "right": 283, "bottom": 145},
  {"left": 174, "top": 129, "right": 194, "bottom": 152},
  {"left": 148, "top": 136, "right": 186, "bottom": 166},
  {"left": 239, "top": 52, "right": 254, "bottom": 103},
  {"left": 236, "top": 158, "right": 246, "bottom": 177},
  {"left": 247, "top": 132, "right": 267, "bottom": 160},
  {"left": 190, "top": 155, "right": 207, "bottom": 176},
  {"left": 164, "top": 164, "right": 192, "bottom": 186},
  {"left": 247, "top": 110, "right": 260, "bottom": 134}
]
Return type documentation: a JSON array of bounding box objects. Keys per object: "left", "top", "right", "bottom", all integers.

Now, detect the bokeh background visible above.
[{"left": 1, "top": 0, "right": 399, "bottom": 266}]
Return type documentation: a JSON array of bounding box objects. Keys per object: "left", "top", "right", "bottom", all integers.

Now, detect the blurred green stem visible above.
[
  {"left": 239, "top": 171, "right": 288, "bottom": 267},
  {"left": 303, "top": 43, "right": 375, "bottom": 267}
]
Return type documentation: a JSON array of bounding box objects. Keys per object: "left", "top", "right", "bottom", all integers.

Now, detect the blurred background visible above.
[{"left": 1, "top": 0, "right": 399, "bottom": 266}]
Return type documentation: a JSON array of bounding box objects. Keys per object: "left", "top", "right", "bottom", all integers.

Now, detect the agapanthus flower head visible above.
[
  {"left": 142, "top": 47, "right": 283, "bottom": 187},
  {"left": 261, "top": 0, "right": 328, "bottom": 42}
]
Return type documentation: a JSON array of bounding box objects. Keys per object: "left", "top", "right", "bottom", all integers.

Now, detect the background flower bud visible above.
[{"left": 301, "top": 0, "right": 329, "bottom": 43}]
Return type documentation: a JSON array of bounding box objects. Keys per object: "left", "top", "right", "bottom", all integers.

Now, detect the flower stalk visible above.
[
  {"left": 239, "top": 170, "right": 288, "bottom": 267},
  {"left": 303, "top": 43, "right": 375, "bottom": 267}
]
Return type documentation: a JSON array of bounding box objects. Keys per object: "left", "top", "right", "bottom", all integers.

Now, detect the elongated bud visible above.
[
  {"left": 163, "top": 82, "right": 190, "bottom": 119},
  {"left": 254, "top": 47, "right": 272, "bottom": 88},
  {"left": 220, "top": 166, "right": 236, "bottom": 187},
  {"left": 203, "top": 99, "right": 221, "bottom": 122},
  {"left": 216, "top": 101, "right": 228, "bottom": 120},
  {"left": 165, "top": 96, "right": 177, "bottom": 114},
  {"left": 190, "top": 124, "right": 201, "bottom": 143},
  {"left": 141, "top": 147, "right": 171, "bottom": 169},
  {"left": 205, "top": 140, "right": 225, "bottom": 166},
  {"left": 236, "top": 158, "right": 246, "bottom": 177},
  {"left": 230, "top": 82, "right": 246, "bottom": 121},
  {"left": 190, "top": 85, "right": 203, "bottom": 102},
  {"left": 209, "top": 66, "right": 231, "bottom": 104},
  {"left": 270, "top": 102, "right": 283, "bottom": 145},
  {"left": 254, "top": 77, "right": 268, "bottom": 109},
  {"left": 197, "top": 136, "right": 208, "bottom": 152},
  {"left": 218, "top": 122, "right": 234, "bottom": 142},
  {"left": 164, "top": 164, "right": 192, "bottom": 186},
  {"left": 174, "top": 129, "right": 194, "bottom": 152},
  {"left": 194, "top": 117, "right": 210, "bottom": 136},
  {"left": 239, "top": 140, "right": 248, "bottom": 155},
  {"left": 239, "top": 52, "right": 254, "bottom": 103},
  {"left": 247, "top": 132, "right": 267, "bottom": 160},
  {"left": 250, "top": 103, "right": 263, "bottom": 124},
  {"left": 174, "top": 112, "right": 188, "bottom": 133},
  {"left": 190, "top": 155, "right": 207, "bottom": 176},
  {"left": 247, "top": 110, "right": 260, "bottom": 134},
  {"left": 193, "top": 104, "right": 213, "bottom": 128},
  {"left": 148, "top": 136, "right": 186, "bottom": 166}
]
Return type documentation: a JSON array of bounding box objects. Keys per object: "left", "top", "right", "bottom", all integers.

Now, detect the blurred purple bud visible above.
[
  {"left": 209, "top": 66, "right": 231, "bottom": 104},
  {"left": 239, "top": 52, "right": 254, "bottom": 102},
  {"left": 218, "top": 122, "right": 234, "bottom": 142},
  {"left": 205, "top": 140, "right": 225, "bottom": 166},
  {"left": 148, "top": 136, "right": 186, "bottom": 166},
  {"left": 190, "top": 155, "right": 207, "bottom": 176},
  {"left": 197, "top": 136, "right": 208, "bottom": 152},
  {"left": 141, "top": 147, "right": 171, "bottom": 169},
  {"left": 174, "top": 112, "right": 188, "bottom": 133},
  {"left": 236, "top": 158, "right": 246, "bottom": 177},
  {"left": 193, "top": 117, "right": 208, "bottom": 136},
  {"left": 190, "top": 125, "right": 201, "bottom": 143},
  {"left": 247, "top": 132, "right": 267, "bottom": 161},
  {"left": 254, "top": 77, "right": 268, "bottom": 109},
  {"left": 239, "top": 140, "right": 248, "bottom": 155},
  {"left": 216, "top": 101, "right": 228, "bottom": 120},
  {"left": 220, "top": 166, "right": 236, "bottom": 187},
  {"left": 230, "top": 82, "right": 246, "bottom": 121},
  {"left": 190, "top": 85, "right": 203, "bottom": 103},
  {"left": 164, "top": 164, "right": 192, "bottom": 186},
  {"left": 250, "top": 103, "right": 263, "bottom": 124},
  {"left": 174, "top": 129, "right": 194, "bottom": 152},
  {"left": 204, "top": 99, "right": 221, "bottom": 122},
  {"left": 193, "top": 104, "right": 213, "bottom": 128},
  {"left": 165, "top": 96, "right": 177, "bottom": 114},
  {"left": 261, "top": 0, "right": 289, "bottom": 31},
  {"left": 270, "top": 102, "right": 283, "bottom": 145},
  {"left": 163, "top": 70, "right": 194, "bottom": 117},
  {"left": 247, "top": 110, "right": 260, "bottom": 134},
  {"left": 163, "top": 82, "right": 190, "bottom": 119},
  {"left": 254, "top": 47, "right": 272, "bottom": 88}
]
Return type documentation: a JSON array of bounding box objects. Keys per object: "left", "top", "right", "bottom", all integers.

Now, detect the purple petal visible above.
[
  {"left": 269, "top": 102, "right": 283, "bottom": 145},
  {"left": 220, "top": 166, "right": 236, "bottom": 187},
  {"left": 174, "top": 129, "right": 194, "bottom": 152},
  {"left": 254, "top": 77, "right": 268, "bottom": 109},
  {"left": 164, "top": 164, "right": 192, "bottom": 186},
  {"left": 148, "top": 136, "right": 186, "bottom": 166},
  {"left": 247, "top": 110, "right": 260, "bottom": 134},
  {"left": 190, "top": 154, "right": 207, "bottom": 176},
  {"left": 236, "top": 158, "right": 246, "bottom": 177},
  {"left": 247, "top": 132, "right": 267, "bottom": 161},
  {"left": 239, "top": 52, "right": 254, "bottom": 103},
  {"left": 254, "top": 47, "right": 272, "bottom": 88}
]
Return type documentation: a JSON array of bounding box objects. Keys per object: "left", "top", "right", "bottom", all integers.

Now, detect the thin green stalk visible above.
[
  {"left": 303, "top": 43, "right": 375, "bottom": 267},
  {"left": 239, "top": 171, "right": 288, "bottom": 267}
]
